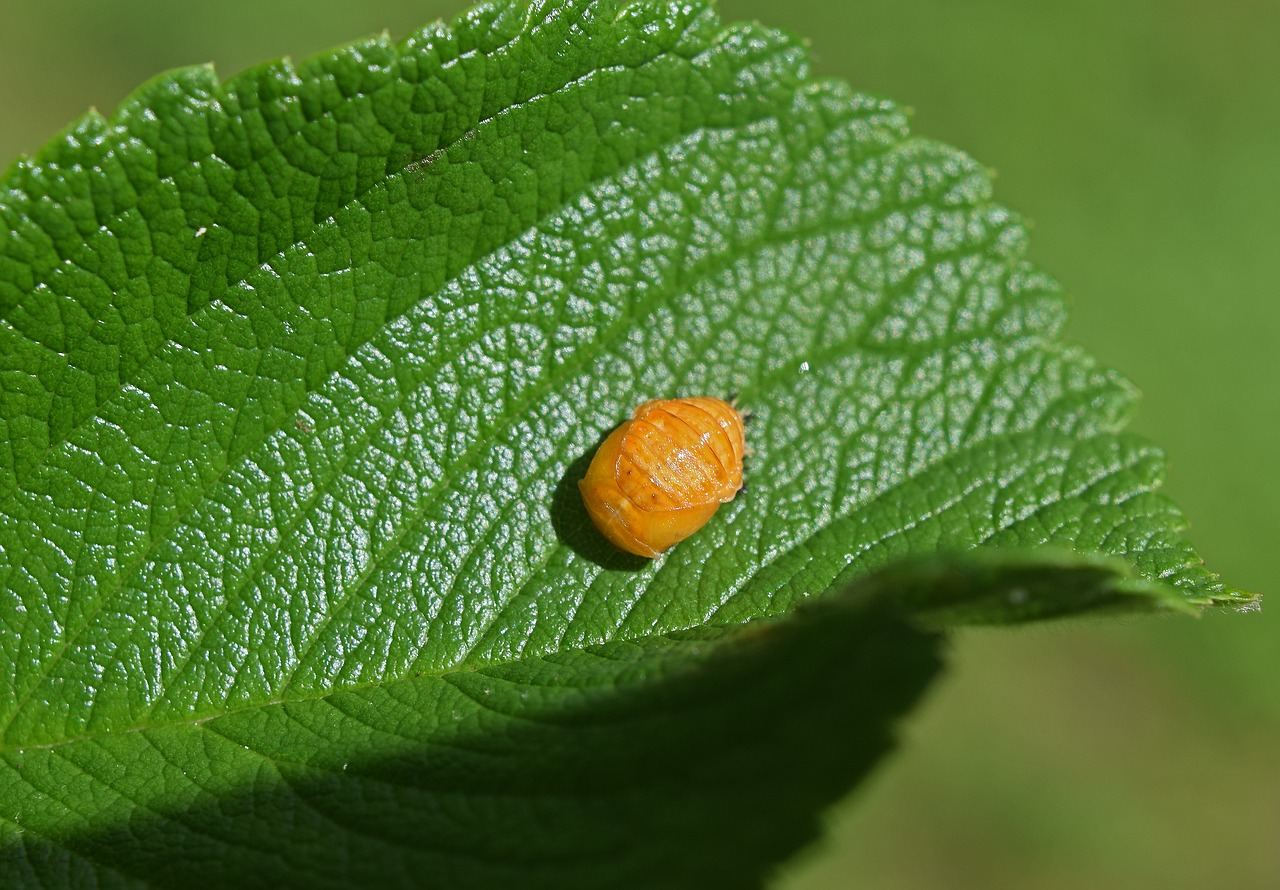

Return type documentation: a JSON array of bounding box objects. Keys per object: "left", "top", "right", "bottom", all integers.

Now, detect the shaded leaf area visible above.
[
  {"left": 0, "top": 555, "right": 1164, "bottom": 890},
  {"left": 0, "top": 0, "right": 1249, "bottom": 886}
]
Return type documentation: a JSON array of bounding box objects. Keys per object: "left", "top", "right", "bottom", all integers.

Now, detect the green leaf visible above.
[
  {"left": 0, "top": 0, "right": 1251, "bottom": 885},
  {"left": 0, "top": 553, "right": 1174, "bottom": 889}
]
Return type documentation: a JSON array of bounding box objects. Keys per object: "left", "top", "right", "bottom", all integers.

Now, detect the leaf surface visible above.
[
  {"left": 2, "top": 554, "right": 1171, "bottom": 889},
  {"left": 0, "top": 0, "right": 1249, "bottom": 885}
]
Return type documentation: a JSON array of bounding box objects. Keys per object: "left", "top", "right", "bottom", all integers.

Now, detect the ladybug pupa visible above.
[{"left": 578, "top": 396, "right": 746, "bottom": 557}]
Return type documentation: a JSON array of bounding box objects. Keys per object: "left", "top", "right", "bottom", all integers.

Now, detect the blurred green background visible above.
[{"left": 2, "top": 1, "right": 1275, "bottom": 887}]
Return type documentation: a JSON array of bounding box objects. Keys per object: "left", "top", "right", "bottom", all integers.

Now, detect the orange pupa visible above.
[{"left": 578, "top": 396, "right": 746, "bottom": 557}]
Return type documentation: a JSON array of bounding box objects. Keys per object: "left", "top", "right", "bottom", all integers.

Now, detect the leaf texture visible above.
[
  {"left": 0, "top": 0, "right": 1249, "bottom": 885},
  {"left": 2, "top": 554, "right": 1168, "bottom": 889}
]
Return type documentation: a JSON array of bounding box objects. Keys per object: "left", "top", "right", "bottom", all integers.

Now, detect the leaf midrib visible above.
[
  {"left": 707, "top": 432, "right": 1163, "bottom": 625},
  {"left": 0, "top": 416, "right": 1157, "bottom": 760},
  {"left": 0, "top": 618, "right": 728, "bottom": 759}
]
